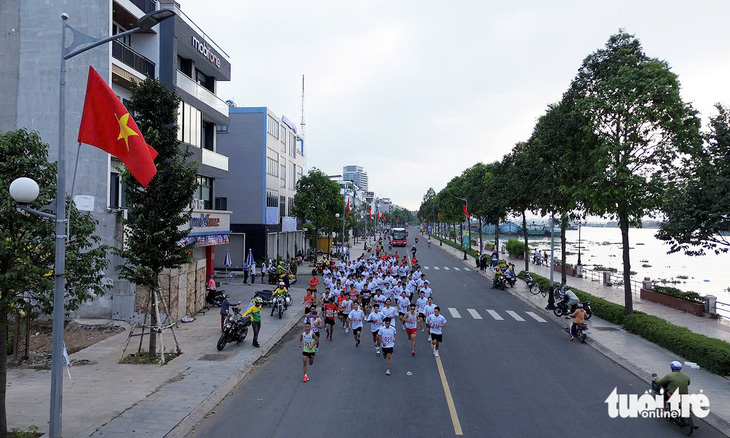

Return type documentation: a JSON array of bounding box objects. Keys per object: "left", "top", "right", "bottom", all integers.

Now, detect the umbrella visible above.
[
  {"left": 245, "top": 248, "right": 254, "bottom": 274},
  {"left": 223, "top": 248, "right": 232, "bottom": 283}
]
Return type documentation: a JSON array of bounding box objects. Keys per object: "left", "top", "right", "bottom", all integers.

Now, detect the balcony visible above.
[
  {"left": 112, "top": 40, "right": 155, "bottom": 78},
  {"left": 176, "top": 70, "right": 228, "bottom": 118},
  {"left": 201, "top": 148, "right": 229, "bottom": 172},
  {"left": 130, "top": 0, "right": 156, "bottom": 14}
]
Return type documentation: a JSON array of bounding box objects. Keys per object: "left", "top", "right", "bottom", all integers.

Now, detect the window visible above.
[
  {"left": 215, "top": 197, "right": 227, "bottom": 210},
  {"left": 280, "top": 160, "right": 286, "bottom": 188},
  {"left": 266, "top": 149, "right": 279, "bottom": 176},
  {"left": 267, "top": 115, "right": 279, "bottom": 139},
  {"left": 279, "top": 195, "right": 286, "bottom": 217},
  {"left": 289, "top": 133, "right": 296, "bottom": 157},
  {"left": 177, "top": 101, "right": 202, "bottom": 147},
  {"left": 109, "top": 171, "right": 128, "bottom": 209},
  {"left": 202, "top": 121, "right": 215, "bottom": 151},
  {"left": 194, "top": 176, "right": 213, "bottom": 209},
  {"left": 280, "top": 125, "right": 286, "bottom": 152},
  {"left": 177, "top": 55, "right": 193, "bottom": 77},
  {"left": 216, "top": 125, "right": 229, "bottom": 133},
  {"left": 288, "top": 197, "right": 294, "bottom": 217},
  {"left": 296, "top": 165, "right": 303, "bottom": 187},
  {"left": 266, "top": 189, "right": 279, "bottom": 207},
  {"left": 112, "top": 23, "right": 131, "bottom": 47},
  {"left": 290, "top": 162, "right": 296, "bottom": 189},
  {"left": 297, "top": 138, "right": 304, "bottom": 155},
  {"left": 195, "top": 69, "right": 214, "bottom": 92}
]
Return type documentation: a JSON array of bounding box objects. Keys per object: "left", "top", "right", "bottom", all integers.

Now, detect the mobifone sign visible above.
[{"left": 191, "top": 36, "right": 221, "bottom": 68}]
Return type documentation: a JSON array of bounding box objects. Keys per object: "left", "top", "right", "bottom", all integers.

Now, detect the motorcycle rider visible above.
[
  {"left": 271, "top": 281, "right": 289, "bottom": 316},
  {"left": 504, "top": 264, "right": 515, "bottom": 286},
  {"left": 654, "top": 361, "right": 691, "bottom": 404},
  {"left": 411, "top": 244, "right": 417, "bottom": 259},
  {"left": 561, "top": 285, "right": 580, "bottom": 314},
  {"left": 568, "top": 303, "right": 587, "bottom": 341},
  {"left": 242, "top": 297, "right": 263, "bottom": 347}
]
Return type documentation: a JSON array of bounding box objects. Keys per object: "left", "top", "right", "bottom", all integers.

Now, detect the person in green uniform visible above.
[
  {"left": 655, "top": 361, "right": 691, "bottom": 403},
  {"left": 300, "top": 321, "right": 319, "bottom": 382},
  {"left": 242, "top": 297, "right": 263, "bottom": 347}
]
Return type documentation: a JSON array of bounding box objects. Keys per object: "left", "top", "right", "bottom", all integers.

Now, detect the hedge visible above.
[
  {"left": 505, "top": 238, "right": 526, "bottom": 258},
  {"left": 652, "top": 285, "right": 705, "bottom": 304},
  {"left": 519, "top": 272, "right": 730, "bottom": 376}
]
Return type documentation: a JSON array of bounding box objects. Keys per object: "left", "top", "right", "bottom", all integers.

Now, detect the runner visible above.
[
  {"left": 300, "top": 321, "right": 319, "bottom": 382},
  {"left": 324, "top": 298, "right": 338, "bottom": 341},
  {"left": 377, "top": 318, "right": 398, "bottom": 375},
  {"left": 360, "top": 286, "right": 371, "bottom": 314},
  {"left": 404, "top": 304, "right": 419, "bottom": 355},
  {"left": 306, "top": 310, "right": 323, "bottom": 344},
  {"left": 426, "top": 306, "right": 447, "bottom": 357},
  {"left": 396, "top": 290, "right": 410, "bottom": 331},
  {"left": 341, "top": 294, "right": 353, "bottom": 333},
  {"left": 424, "top": 297, "right": 437, "bottom": 341},
  {"left": 416, "top": 291, "right": 428, "bottom": 333},
  {"left": 347, "top": 301, "right": 365, "bottom": 347},
  {"left": 381, "top": 298, "right": 398, "bottom": 331},
  {"left": 304, "top": 289, "right": 315, "bottom": 316},
  {"left": 366, "top": 303, "right": 385, "bottom": 354}
]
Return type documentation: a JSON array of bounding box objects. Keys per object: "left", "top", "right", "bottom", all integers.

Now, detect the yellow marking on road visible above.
[{"left": 435, "top": 354, "right": 463, "bottom": 435}]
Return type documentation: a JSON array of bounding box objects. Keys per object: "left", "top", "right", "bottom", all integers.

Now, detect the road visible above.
[{"left": 189, "top": 229, "right": 723, "bottom": 437}]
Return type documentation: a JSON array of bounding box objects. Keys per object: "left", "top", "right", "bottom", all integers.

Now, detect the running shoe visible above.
[
  {"left": 303, "top": 376, "right": 309, "bottom": 382},
  {"left": 356, "top": 339, "right": 360, "bottom": 347},
  {"left": 434, "top": 350, "right": 439, "bottom": 357},
  {"left": 412, "top": 350, "right": 415, "bottom": 356},
  {"left": 386, "top": 369, "right": 391, "bottom": 376}
]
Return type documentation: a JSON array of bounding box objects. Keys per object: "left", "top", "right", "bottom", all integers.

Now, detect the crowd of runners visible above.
[{"left": 299, "top": 248, "right": 447, "bottom": 381}]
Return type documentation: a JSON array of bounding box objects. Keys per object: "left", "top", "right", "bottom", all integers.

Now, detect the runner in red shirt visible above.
[{"left": 324, "top": 299, "right": 338, "bottom": 341}]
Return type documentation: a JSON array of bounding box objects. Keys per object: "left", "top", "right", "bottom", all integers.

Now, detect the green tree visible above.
[
  {"left": 291, "top": 169, "right": 342, "bottom": 253},
  {"left": 116, "top": 78, "right": 198, "bottom": 356},
  {"left": 569, "top": 31, "right": 701, "bottom": 313},
  {"left": 0, "top": 129, "right": 109, "bottom": 435},
  {"left": 657, "top": 104, "right": 730, "bottom": 255}
]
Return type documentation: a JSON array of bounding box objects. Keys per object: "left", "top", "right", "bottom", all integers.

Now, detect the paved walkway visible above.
[{"left": 432, "top": 235, "right": 730, "bottom": 436}]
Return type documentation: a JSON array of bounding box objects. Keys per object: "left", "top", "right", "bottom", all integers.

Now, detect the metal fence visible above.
[
  {"left": 716, "top": 300, "right": 730, "bottom": 320},
  {"left": 579, "top": 269, "right": 642, "bottom": 296}
]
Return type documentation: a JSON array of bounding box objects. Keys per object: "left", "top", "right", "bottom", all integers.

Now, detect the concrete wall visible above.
[{"left": 0, "top": 0, "right": 20, "bottom": 133}]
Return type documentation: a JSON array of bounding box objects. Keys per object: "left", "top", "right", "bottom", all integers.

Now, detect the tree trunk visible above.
[
  {"left": 494, "top": 224, "right": 500, "bottom": 258},
  {"left": 1, "top": 306, "right": 8, "bottom": 437},
  {"left": 479, "top": 218, "right": 483, "bottom": 254},
  {"left": 619, "top": 216, "right": 633, "bottom": 314},
  {"left": 148, "top": 292, "right": 157, "bottom": 357},
  {"left": 560, "top": 214, "right": 568, "bottom": 284},
  {"left": 522, "top": 211, "right": 529, "bottom": 272}
]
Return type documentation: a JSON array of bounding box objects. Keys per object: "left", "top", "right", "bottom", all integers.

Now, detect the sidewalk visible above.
[
  {"left": 433, "top": 236, "right": 730, "bottom": 436},
  {"left": 7, "top": 280, "right": 307, "bottom": 437}
]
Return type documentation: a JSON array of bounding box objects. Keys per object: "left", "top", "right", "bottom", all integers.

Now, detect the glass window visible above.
[
  {"left": 289, "top": 133, "right": 296, "bottom": 157},
  {"left": 266, "top": 189, "right": 279, "bottom": 207},
  {"left": 267, "top": 149, "right": 279, "bottom": 176},
  {"left": 194, "top": 176, "right": 212, "bottom": 209},
  {"left": 267, "top": 115, "right": 279, "bottom": 139},
  {"left": 279, "top": 195, "right": 286, "bottom": 217},
  {"left": 215, "top": 197, "right": 227, "bottom": 210},
  {"left": 216, "top": 124, "right": 229, "bottom": 133},
  {"left": 280, "top": 161, "right": 286, "bottom": 188}
]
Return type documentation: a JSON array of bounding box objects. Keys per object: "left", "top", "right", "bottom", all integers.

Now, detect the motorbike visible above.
[
  {"left": 575, "top": 322, "right": 589, "bottom": 343},
  {"left": 217, "top": 303, "right": 251, "bottom": 351},
  {"left": 553, "top": 296, "right": 593, "bottom": 319},
  {"left": 650, "top": 374, "right": 697, "bottom": 436},
  {"left": 254, "top": 290, "right": 274, "bottom": 307},
  {"left": 270, "top": 293, "right": 292, "bottom": 319},
  {"left": 205, "top": 288, "right": 225, "bottom": 307},
  {"left": 492, "top": 273, "right": 506, "bottom": 290}
]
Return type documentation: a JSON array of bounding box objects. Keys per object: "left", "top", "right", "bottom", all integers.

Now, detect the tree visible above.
[
  {"left": 0, "top": 129, "right": 109, "bottom": 435},
  {"left": 291, "top": 168, "right": 342, "bottom": 253},
  {"left": 657, "top": 103, "right": 730, "bottom": 255},
  {"left": 501, "top": 144, "right": 539, "bottom": 272},
  {"left": 116, "top": 78, "right": 198, "bottom": 356},
  {"left": 569, "top": 31, "right": 701, "bottom": 314}
]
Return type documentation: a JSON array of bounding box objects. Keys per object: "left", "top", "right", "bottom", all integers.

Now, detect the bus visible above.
[{"left": 391, "top": 227, "right": 408, "bottom": 246}]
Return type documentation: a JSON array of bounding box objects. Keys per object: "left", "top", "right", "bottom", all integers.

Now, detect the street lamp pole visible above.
[
  {"left": 577, "top": 221, "right": 582, "bottom": 266},
  {"left": 454, "top": 196, "right": 468, "bottom": 260}
]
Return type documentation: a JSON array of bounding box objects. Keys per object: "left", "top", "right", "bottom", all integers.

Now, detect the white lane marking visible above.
[
  {"left": 444, "top": 267, "right": 450, "bottom": 271},
  {"left": 525, "top": 311, "right": 547, "bottom": 323},
  {"left": 506, "top": 311, "right": 526, "bottom": 322},
  {"left": 424, "top": 266, "right": 430, "bottom": 270},
  {"left": 486, "top": 309, "right": 504, "bottom": 321},
  {"left": 434, "top": 266, "right": 440, "bottom": 270},
  {"left": 467, "top": 309, "right": 482, "bottom": 319},
  {"left": 448, "top": 308, "right": 462, "bottom": 318},
  {"left": 453, "top": 267, "right": 460, "bottom": 271}
]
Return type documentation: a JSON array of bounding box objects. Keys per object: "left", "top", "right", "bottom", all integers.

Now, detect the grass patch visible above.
[
  {"left": 120, "top": 351, "right": 180, "bottom": 365},
  {"left": 9, "top": 425, "right": 40, "bottom": 437}
]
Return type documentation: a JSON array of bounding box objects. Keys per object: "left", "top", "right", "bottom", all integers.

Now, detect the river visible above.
[{"left": 495, "top": 226, "right": 730, "bottom": 301}]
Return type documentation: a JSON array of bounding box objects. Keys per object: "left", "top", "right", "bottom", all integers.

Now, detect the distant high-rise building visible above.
[{"left": 343, "top": 165, "right": 368, "bottom": 192}]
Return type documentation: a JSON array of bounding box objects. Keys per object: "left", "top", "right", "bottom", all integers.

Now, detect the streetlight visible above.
[
  {"left": 14, "top": 10, "right": 177, "bottom": 438},
  {"left": 577, "top": 221, "right": 583, "bottom": 266}
]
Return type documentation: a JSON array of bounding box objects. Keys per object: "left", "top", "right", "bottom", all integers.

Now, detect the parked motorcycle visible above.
[
  {"left": 553, "top": 296, "right": 593, "bottom": 319},
  {"left": 205, "top": 288, "right": 225, "bottom": 307},
  {"left": 217, "top": 303, "right": 251, "bottom": 351},
  {"left": 254, "top": 290, "right": 274, "bottom": 307}
]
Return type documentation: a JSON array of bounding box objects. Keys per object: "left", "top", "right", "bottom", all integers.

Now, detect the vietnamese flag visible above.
[
  {"left": 346, "top": 198, "right": 350, "bottom": 218},
  {"left": 368, "top": 206, "right": 371, "bottom": 219},
  {"left": 78, "top": 66, "right": 158, "bottom": 187},
  {"left": 463, "top": 203, "right": 470, "bottom": 219}
]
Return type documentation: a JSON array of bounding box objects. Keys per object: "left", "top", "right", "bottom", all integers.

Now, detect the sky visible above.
[{"left": 178, "top": 0, "right": 730, "bottom": 211}]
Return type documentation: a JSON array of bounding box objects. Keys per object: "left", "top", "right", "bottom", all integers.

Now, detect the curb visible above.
[
  {"left": 166, "top": 314, "right": 304, "bottom": 438},
  {"left": 434, "top": 236, "right": 730, "bottom": 436}
]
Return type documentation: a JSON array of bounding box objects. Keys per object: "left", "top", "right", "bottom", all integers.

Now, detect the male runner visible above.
[
  {"left": 423, "top": 297, "right": 437, "bottom": 341},
  {"left": 416, "top": 291, "right": 428, "bottom": 333},
  {"left": 341, "top": 294, "right": 353, "bottom": 333},
  {"left": 396, "top": 291, "right": 410, "bottom": 331},
  {"left": 366, "top": 303, "right": 385, "bottom": 354},
  {"left": 347, "top": 302, "right": 365, "bottom": 347},
  {"left": 381, "top": 298, "right": 399, "bottom": 331},
  {"left": 427, "top": 306, "right": 447, "bottom": 357},
  {"left": 377, "top": 317, "right": 398, "bottom": 375},
  {"left": 324, "top": 298, "right": 338, "bottom": 341},
  {"left": 300, "top": 321, "right": 319, "bottom": 382},
  {"left": 404, "top": 304, "right": 419, "bottom": 355}
]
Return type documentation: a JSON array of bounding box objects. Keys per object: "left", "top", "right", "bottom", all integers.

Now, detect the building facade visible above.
[
  {"left": 215, "top": 107, "right": 307, "bottom": 268},
  {"left": 0, "top": 0, "right": 232, "bottom": 321},
  {"left": 343, "top": 165, "right": 368, "bottom": 192}
]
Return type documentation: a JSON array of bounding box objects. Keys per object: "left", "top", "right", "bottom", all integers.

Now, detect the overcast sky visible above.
[{"left": 179, "top": 0, "right": 730, "bottom": 210}]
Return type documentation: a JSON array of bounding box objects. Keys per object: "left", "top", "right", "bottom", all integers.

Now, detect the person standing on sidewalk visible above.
[
  {"left": 261, "top": 261, "right": 266, "bottom": 283},
  {"left": 250, "top": 263, "right": 256, "bottom": 284},
  {"left": 242, "top": 297, "right": 262, "bottom": 347},
  {"left": 300, "top": 321, "right": 319, "bottom": 382},
  {"left": 243, "top": 264, "right": 250, "bottom": 285}
]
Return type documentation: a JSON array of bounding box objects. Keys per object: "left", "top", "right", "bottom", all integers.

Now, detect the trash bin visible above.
[
  {"left": 602, "top": 271, "right": 611, "bottom": 285},
  {"left": 642, "top": 277, "right": 652, "bottom": 290},
  {"left": 705, "top": 295, "right": 717, "bottom": 316}
]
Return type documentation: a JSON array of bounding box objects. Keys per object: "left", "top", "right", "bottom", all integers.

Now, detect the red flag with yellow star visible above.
[{"left": 78, "top": 66, "right": 158, "bottom": 187}]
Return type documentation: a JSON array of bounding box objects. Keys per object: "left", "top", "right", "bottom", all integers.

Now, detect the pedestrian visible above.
[
  {"left": 347, "top": 302, "right": 365, "bottom": 347},
  {"left": 346, "top": 246, "right": 350, "bottom": 261},
  {"left": 300, "top": 321, "right": 319, "bottom": 382},
  {"left": 424, "top": 296, "right": 437, "bottom": 340},
  {"left": 377, "top": 317, "right": 397, "bottom": 375},
  {"left": 243, "top": 264, "right": 250, "bottom": 284},
  {"left": 242, "top": 297, "right": 262, "bottom": 347},
  {"left": 426, "top": 306, "right": 447, "bottom": 357},
  {"left": 261, "top": 261, "right": 266, "bottom": 283},
  {"left": 250, "top": 263, "right": 256, "bottom": 284}
]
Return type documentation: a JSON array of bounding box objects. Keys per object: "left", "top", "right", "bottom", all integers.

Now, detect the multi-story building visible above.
[
  {"left": 343, "top": 165, "right": 368, "bottom": 192},
  {"left": 215, "top": 108, "right": 306, "bottom": 268},
  {"left": 0, "top": 0, "right": 232, "bottom": 321}
]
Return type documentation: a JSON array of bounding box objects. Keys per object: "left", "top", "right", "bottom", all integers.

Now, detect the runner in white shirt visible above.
[
  {"left": 372, "top": 289, "right": 387, "bottom": 309},
  {"left": 423, "top": 297, "right": 437, "bottom": 341},
  {"left": 396, "top": 291, "right": 410, "bottom": 330},
  {"left": 415, "top": 291, "right": 428, "bottom": 333},
  {"left": 377, "top": 318, "right": 398, "bottom": 376},
  {"left": 366, "top": 304, "right": 385, "bottom": 354},
  {"left": 421, "top": 281, "right": 433, "bottom": 299},
  {"left": 381, "top": 298, "right": 399, "bottom": 330},
  {"left": 341, "top": 297, "right": 353, "bottom": 333},
  {"left": 404, "top": 304, "right": 419, "bottom": 356},
  {"left": 347, "top": 302, "right": 365, "bottom": 347},
  {"left": 426, "top": 306, "right": 447, "bottom": 357}
]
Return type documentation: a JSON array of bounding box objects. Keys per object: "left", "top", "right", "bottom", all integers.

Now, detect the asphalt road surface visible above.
[{"left": 189, "top": 229, "right": 724, "bottom": 438}]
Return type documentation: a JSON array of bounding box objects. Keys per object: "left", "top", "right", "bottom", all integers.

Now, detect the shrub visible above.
[
  {"left": 651, "top": 285, "right": 704, "bottom": 304},
  {"left": 505, "top": 238, "right": 526, "bottom": 257}
]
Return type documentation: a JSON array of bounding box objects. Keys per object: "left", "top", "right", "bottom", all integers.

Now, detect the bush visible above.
[
  {"left": 651, "top": 285, "right": 704, "bottom": 304},
  {"left": 505, "top": 238, "right": 526, "bottom": 257}
]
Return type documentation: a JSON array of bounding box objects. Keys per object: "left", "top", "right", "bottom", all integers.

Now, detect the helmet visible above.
[
  {"left": 577, "top": 303, "right": 583, "bottom": 308},
  {"left": 253, "top": 297, "right": 263, "bottom": 305},
  {"left": 670, "top": 361, "right": 683, "bottom": 371},
  {"left": 279, "top": 281, "right": 285, "bottom": 286}
]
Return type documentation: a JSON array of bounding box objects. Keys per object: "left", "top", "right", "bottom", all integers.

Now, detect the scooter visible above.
[
  {"left": 492, "top": 273, "right": 506, "bottom": 290},
  {"left": 270, "top": 293, "right": 292, "bottom": 319},
  {"left": 553, "top": 296, "right": 593, "bottom": 319},
  {"left": 575, "top": 322, "right": 589, "bottom": 343},
  {"left": 650, "top": 374, "right": 698, "bottom": 436},
  {"left": 254, "top": 290, "right": 274, "bottom": 307},
  {"left": 205, "top": 288, "right": 225, "bottom": 307},
  {"left": 217, "top": 303, "right": 251, "bottom": 351}
]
